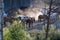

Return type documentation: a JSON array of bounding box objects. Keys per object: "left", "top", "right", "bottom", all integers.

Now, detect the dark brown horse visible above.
[
  {"left": 3, "top": 8, "right": 18, "bottom": 27},
  {"left": 38, "top": 15, "right": 47, "bottom": 22},
  {"left": 3, "top": 16, "right": 16, "bottom": 27},
  {"left": 25, "top": 18, "right": 34, "bottom": 28}
]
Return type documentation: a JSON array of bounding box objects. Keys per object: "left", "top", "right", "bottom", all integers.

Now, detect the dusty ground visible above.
[{"left": 26, "top": 15, "right": 60, "bottom": 31}]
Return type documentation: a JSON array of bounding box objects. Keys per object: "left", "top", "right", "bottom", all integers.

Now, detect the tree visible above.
[
  {"left": 45, "top": 0, "right": 53, "bottom": 40},
  {"left": 43, "top": 0, "right": 60, "bottom": 6},
  {"left": 3, "top": 21, "right": 32, "bottom": 40}
]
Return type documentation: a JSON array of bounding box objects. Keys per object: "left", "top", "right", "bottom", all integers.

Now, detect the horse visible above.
[
  {"left": 38, "top": 15, "right": 47, "bottom": 22},
  {"left": 3, "top": 16, "right": 16, "bottom": 27},
  {"left": 25, "top": 18, "right": 34, "bottom": 28}
]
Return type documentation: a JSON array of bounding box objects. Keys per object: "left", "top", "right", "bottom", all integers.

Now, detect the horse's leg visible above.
[
  {"left": 4, "top": 21, "right": 6, "bottom": 27},
  {"left": 29, "top": 22, "right": 30, "bottom": 28},
  {"left": 31, "top": 22, "right": 33, "bottom": 28},
  {"left": 9, "top": 20, "right": 13, "bottom": 25},
  {"left": 32, "top": 22, "right": 33, "bottom": 27}
]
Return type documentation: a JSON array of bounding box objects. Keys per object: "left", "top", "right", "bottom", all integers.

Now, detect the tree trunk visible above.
[{"left": 45, "top": 0, "right": 53, "bottom": 40}]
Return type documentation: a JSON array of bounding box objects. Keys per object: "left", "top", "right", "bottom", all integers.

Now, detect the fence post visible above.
[{"left": 0, "top": 0, "right": 3, "bottom": 40}]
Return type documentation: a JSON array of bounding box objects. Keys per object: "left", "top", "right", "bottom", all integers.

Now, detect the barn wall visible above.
[
  {"left": 0, "top": 0, "right": 3, "bottom": 40},
  {"left": 4, "top": 0, "right": 32, "bottom": 12}
]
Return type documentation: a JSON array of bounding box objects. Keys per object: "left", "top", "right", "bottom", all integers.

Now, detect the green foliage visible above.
[
  {"left": 39, "top": 25, "right": 60, "bottom": 40},
  {"left": 3, "top": 21, "right": 60, "bottom": 40},
  {"left": 3, "top": 28, "right": 11, "bottom": 40},
  {"left": 3, "top": 21, "right": 32, "bottom": 40},
  {"left": 28, "top": 29, "right": 41, "bottom": 40},
  {"left": 51, "top": 29, "right": 60, "bottom": 40},
  {"left": 28, "top": 25, "right": 60, "bottom": 40}
]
